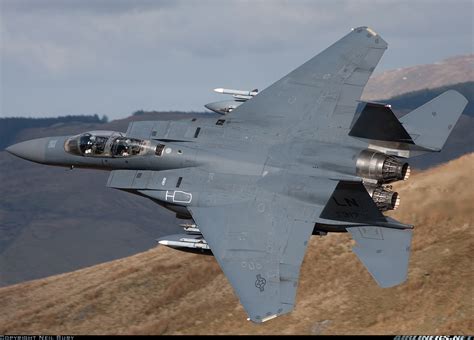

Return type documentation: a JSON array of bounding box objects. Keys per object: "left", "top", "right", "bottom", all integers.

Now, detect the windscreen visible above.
[{"left": 64, "top": 131, "right": 147, "bottom": 158}]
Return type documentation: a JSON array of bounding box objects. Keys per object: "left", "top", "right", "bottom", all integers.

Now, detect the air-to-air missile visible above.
[{"left": 204, "top": 88, "right": 258, "bottom": 114}]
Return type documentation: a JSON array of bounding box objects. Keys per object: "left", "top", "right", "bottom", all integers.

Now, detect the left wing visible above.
[
  {"left": 124, "top": 120, "right": 197, "bottom": 141},
  {"left": 188, "top": 193, "right": 317, "bottom": 323},
  {"left": 229, "top": 26, "right": 387, "bottom": 136}
]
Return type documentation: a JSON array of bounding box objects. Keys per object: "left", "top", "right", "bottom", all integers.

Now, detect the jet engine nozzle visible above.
[
  {"left": 356, "top": 149, "right": 410, "bottom": 183},
  {"left": 364, "top": 184, "right": 400, "bottom": 211}
]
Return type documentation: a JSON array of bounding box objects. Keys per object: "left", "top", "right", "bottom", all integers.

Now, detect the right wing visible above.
[{"left": 230, "top": 27, "right": 387, "bottom": 136}]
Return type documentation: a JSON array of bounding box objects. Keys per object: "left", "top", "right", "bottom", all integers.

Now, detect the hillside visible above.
[
  {"left": 0, "top": 153, "right": 472, "bottom": 335},
  {"left": 363, "top": 54, "right": 474, "bottom": 101}
]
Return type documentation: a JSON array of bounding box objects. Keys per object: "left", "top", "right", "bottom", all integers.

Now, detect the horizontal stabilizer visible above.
[
  {"left": 347, "top": 226, "right": 413, "bottom": 288},
  {"left": 399, "top": 90, "right": 468, "bottom": 151}
]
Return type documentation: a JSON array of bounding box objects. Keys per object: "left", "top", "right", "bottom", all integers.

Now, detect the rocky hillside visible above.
[
  {"left": 0, "top": 154, "right": 472, "bottom": 335},
  {"left": 363, "top": 54, "right": 474, "bottom": 101}
]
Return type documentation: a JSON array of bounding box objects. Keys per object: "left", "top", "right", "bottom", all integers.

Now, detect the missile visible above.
[
  {"left": 213, "top": 88, "right": 258, "bottom": 97},
  {"left": 183, "top": 227, "right": 201, "bottom": 234},
  {"left": 158, "top": 240, "right": 209, "bottom": 249},
  {"left": 158, "top": 239, "right": 210, "bottom": 250},
  {"left": 179, "top": 223, "right": 201, "bottom": 234},
  {"left": 179, "top": 223, "right": 197, "bottom": 228}
]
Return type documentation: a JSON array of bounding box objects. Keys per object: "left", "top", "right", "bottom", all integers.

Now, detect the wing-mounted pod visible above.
[
  {"left": 213, "top": 87, "right": 258, "bottom": 100},
  {"left": 204, "top": 88, "right": 258, "bottom": 114},
  {"left": 157, "top": 233, "right": 212, "bottom": 255},
  {"left": 205, "top": 100, "right": 243, "bottom": 114},
  {"left": 156, "top": 223, "right": 212, "bottom": 255}
]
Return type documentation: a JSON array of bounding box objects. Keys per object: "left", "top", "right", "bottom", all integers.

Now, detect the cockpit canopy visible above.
[{"left": 64, "top": 131, "right": 148, "bottom": 157}]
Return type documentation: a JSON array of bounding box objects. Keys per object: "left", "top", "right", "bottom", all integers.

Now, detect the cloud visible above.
[
  {"left": 1, "top": 0, "right": 472, "bottom": 117},
  {"left": 1, "top": 0, "right": 176, "bottom": 14}
]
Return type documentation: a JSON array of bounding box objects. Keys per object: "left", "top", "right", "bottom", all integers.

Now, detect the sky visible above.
[{"left": 1, "top": 0, "right": 472, "bottom": 119}]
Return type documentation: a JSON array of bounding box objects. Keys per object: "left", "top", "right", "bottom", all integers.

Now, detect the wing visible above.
[
  {"left": 231, "top": 26, "right": 387, "bottom": 136},
  {"left": 188, "top": 193, "right": 316, "bottom": 323},
  {"left": 125, "top": 121, "right": 160, "bottom": 140},
  {"left": 125, "top": 120, "right": 201, "bottom": 141}
]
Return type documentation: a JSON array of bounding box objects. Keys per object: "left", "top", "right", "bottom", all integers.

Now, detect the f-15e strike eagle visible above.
[{"left": 6, "top": 27, "right": 468, "bottom": 323}]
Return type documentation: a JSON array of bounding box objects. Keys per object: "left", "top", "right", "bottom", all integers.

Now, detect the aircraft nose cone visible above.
[{"left": 6, "top": 138, "right": 49, "bottom": 163}]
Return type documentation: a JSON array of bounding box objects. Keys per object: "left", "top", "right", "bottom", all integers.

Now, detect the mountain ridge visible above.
[{"left": 363, "top": 54, "right": 473, "bottom": 101}]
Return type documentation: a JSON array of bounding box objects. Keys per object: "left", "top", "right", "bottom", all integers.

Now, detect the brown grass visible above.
[{"left": 1, "top": 154, "right": 473, "bottom": 335}]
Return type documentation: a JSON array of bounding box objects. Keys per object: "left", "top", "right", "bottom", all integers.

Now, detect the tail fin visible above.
[
  {"left": 399, "top": 90, "right": 468, "bottom": 151},
  {"left": 349, "top": 102, "right": 414, "bottom": 144}
]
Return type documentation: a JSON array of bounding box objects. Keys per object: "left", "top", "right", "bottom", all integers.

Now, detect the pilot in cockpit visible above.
[
  {"left": 83, "top": 135, "right": 94, "bottom": 155},
  {"left": 113, "top": 138, "right": 134, "bottom": 157},
  {"left": 122, "top": 139, "right": 132, "bottom": 156},
  {"left": 113, "top": 140, "right": 126, "bottom": 156},
  {"left": 80, "top": 134, "right": 108, "bottom": 156}
]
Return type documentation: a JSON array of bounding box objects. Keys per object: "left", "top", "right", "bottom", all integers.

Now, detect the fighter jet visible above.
[{"left": 6, "top": 27, "right": 468, "bottom": 323}]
